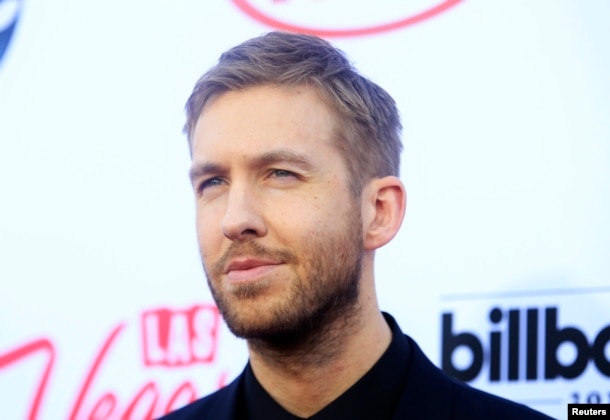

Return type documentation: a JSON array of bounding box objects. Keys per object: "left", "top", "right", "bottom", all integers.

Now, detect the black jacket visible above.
[{"left": 159, "top": 334, "right": 553, "bottom": 419}]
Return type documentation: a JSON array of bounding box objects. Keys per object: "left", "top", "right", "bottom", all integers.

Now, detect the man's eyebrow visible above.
[
  {"left": 189, "top": 163, "right": 225, "bottom": 184},
  {"left": 189, "top": 149, "right": 315, "bottom": 183},
  {"left": 252, "top": 149, "right": 315, "bottom": 170}
]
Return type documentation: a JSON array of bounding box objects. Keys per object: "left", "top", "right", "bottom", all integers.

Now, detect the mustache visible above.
[{"left": 210, "top": 241, "right": 298, "bottom": 277}]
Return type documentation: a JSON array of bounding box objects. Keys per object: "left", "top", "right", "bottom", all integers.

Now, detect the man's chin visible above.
[
  {"left": 219, "top": 304, "right": 307, "bottom": 341},
  {"left": 225, "top": 319, "right": 286, "bottom": 341},
  {"left": 226, "top": 317, "right": 315, "bottom": 351}
]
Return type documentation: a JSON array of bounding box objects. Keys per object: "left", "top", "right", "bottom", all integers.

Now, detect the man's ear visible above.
[{"left": 361, "top": 176, "right": 406, "bottom": 251}]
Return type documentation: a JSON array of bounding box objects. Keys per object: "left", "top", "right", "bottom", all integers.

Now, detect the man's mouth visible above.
[{"left": 225, "top": 258, "right": 283, "bottom": 283}]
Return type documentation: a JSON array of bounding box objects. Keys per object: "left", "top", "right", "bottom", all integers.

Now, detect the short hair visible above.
[{"left": 184, "top": 31, "right": 403, "bottom": 195}]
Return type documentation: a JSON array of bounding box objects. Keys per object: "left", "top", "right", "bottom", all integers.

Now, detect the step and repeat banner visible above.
[{"left": 1, "top": 1, "right": 608, "bottom": 419}]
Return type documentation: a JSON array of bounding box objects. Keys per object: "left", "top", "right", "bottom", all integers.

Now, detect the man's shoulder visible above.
[
  {"left": 448, "top": 376, "right": 553, "bottom": 419},
  {"left": 157, "top": 372, "right": 244, "bottom": 420},
  {"left": 402, "top": 333, "right": 553, "bottom": 419}
]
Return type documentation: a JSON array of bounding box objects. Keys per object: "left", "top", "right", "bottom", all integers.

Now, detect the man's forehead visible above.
[
  {"left": 194, "top": 86, "right": 337, "bottom": 140},
  {"left": 195, "top": 84, "right": 333, "bottom": 123},
  {"left": 190, "top": 147, "right": 317, "bottom": 178}
]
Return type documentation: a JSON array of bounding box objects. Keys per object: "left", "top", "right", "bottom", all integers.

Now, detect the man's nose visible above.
[{"left": 221, "top": 186, "right": 267, "bottom": 240}]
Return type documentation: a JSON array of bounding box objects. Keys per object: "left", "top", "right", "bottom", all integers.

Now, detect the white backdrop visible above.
[{"left": 1, "top": 1, "right": 608, "bottom": 419}]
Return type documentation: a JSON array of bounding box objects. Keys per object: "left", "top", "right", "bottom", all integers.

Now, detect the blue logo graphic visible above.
[{"left": 0, "top": 0, "right": 21, "bottom": 66}]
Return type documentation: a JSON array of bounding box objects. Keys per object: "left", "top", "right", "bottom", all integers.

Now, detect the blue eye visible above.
[
  {"left": 197, "top": 177, "right": 223, "bottom": 193},
  {"left": 271, "top": 169, "right": 295, "bottom": 178}
]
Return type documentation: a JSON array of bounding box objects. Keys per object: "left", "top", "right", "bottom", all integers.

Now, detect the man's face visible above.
[{"left": 190, "top": 85, "right": 364, "bottom": 342}]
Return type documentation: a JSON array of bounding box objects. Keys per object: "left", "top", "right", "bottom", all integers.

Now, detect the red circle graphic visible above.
[{"left": 232, "top": 0, "right": 463, "bottom": 37}]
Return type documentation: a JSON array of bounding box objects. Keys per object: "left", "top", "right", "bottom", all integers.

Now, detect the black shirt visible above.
[
  {"left": 159, "top": 311, "right": 553, "bottom": 419},
  {"left": 244, "top": 313, "right": 410, "bottom": 420}
]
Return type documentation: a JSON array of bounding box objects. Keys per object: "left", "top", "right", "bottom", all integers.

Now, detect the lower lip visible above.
[{"left": 226, "top": 264, "right": 280, "bottom": 283}]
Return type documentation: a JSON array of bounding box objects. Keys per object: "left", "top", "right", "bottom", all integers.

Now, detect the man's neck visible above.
[{"left": 246, "top": 306, "right": 392, "bottom": 418}]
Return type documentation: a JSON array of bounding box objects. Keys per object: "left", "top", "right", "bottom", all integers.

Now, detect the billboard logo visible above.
[
  {"left": 441, "top": 306, "right": 610, "bottom": 382},
  {"left": 0, "top": 0, "right": 21, "bottom": 65},
  {"left": 232, "top": 0, "right": 462, "bottom": 37}
]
